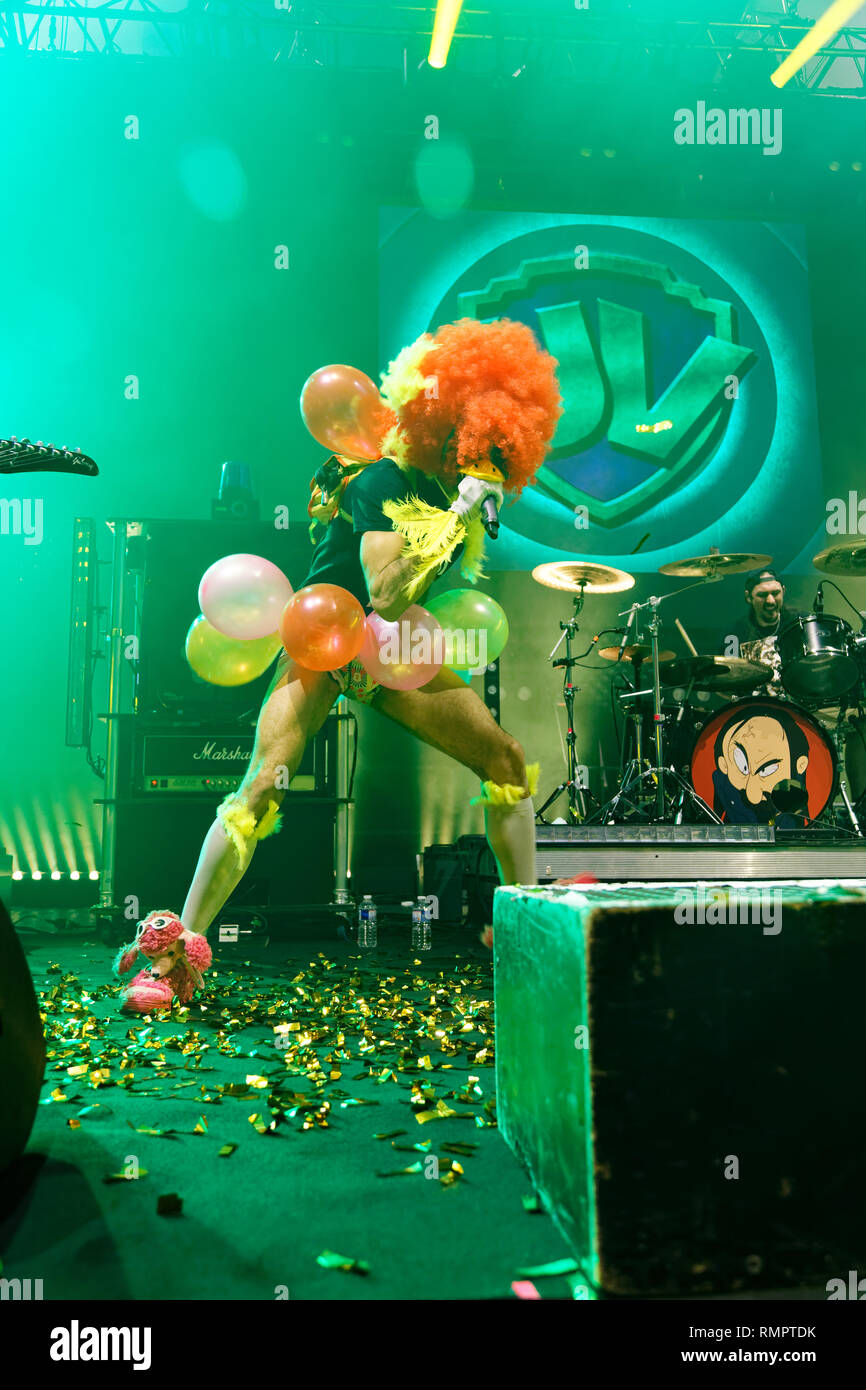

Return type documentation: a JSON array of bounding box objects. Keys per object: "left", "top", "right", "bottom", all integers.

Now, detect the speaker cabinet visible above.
[
  {"left": 111, "top": 797, "right": 338, "bottom": 913},
  {"left": 0, "top": 901, "right": 45, "bottom": 1174},
  {"left": 133, "top": 518, "right": 318, "bottom": 721}
]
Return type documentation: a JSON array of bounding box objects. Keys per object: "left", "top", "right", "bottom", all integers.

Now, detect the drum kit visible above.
[{"left": 532, "top": 543, "right": 866, "bottom": 833}]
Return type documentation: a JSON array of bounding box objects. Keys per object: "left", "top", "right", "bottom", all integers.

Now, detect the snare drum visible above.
[
  {"left": 689, "top": 696, "right": 837, "bottom": 825},
  {"left": 777, "top": 614, "right": 858, "bottom": 701}
]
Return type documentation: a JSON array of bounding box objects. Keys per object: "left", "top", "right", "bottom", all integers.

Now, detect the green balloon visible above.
[
  {"left": 186, "top": 614, "right": 282, "bottom": 687},
  {"left": 425, "top": 588, "right": 509, "bottom": 667}
]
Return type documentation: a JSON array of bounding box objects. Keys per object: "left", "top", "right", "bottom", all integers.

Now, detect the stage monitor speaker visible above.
[
  {"left": 495, "top": 881, "right": 866, "bottom": 1296},
  {"left": 134, "top": 518, "right": 318, "bottom": 721},
  {"left": 0, "top": 901, "right": 46, "bottom": 1175}
]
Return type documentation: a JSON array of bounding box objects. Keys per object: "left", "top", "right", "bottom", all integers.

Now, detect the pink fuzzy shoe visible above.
[{"left": 113, "top": 910, "right": 212, "bottom": 1015}]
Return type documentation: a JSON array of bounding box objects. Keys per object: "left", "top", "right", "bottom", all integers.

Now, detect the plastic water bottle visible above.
[
  {"left": 418, "top": 897, "right": 432, "bottom": 951},
  {"left": 358, "top": 894, "right": 377, "bottom": 948},
  {"left": 411, "top": 900, "right": 423, "bottom": 952}
]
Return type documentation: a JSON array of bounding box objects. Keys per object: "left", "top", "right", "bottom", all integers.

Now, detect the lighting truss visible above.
[{"left": 0, "top": 2, "right": 863, "bottom": 96}]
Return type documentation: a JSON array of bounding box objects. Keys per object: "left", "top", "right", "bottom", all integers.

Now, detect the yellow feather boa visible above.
[{"left": 381, "top": 496, "right": 487, "bottom": 601}]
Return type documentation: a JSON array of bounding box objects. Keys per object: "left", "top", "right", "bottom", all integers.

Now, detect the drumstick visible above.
[{"left": 675, "top": 617, "right": 698, "bottom": 655}]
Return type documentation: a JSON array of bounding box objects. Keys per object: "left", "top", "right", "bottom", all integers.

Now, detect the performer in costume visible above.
[{"left": 120, "top": 319, "right": 562, "bottom": 1006}]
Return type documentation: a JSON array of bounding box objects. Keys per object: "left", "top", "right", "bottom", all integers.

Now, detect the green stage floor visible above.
[{"left": 1, "top": 923, "right": 570, "bottom": 1301}]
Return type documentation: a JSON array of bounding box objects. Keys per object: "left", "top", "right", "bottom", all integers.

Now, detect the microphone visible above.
[
  {"left": 770, "top": 779, "right": 808, "bottom": 815},
  {"left": 481, "top": 495, "right": 499, "bottom": 539},
  {"left": 459, "top": 448, "right": 508, "bottom": 541},
  {"left": 813, "top": 581, "right": 824, "bottom": 615},
  {"left": 617, "top": 604, "right": 637, "bottom": 660}
]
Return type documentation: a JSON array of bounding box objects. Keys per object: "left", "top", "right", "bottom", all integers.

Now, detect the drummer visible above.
[{"left": 717, "top": 567, "right": 802, "bottom": 694}]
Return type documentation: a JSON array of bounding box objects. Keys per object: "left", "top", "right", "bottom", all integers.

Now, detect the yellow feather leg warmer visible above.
[
  {"left": 218, "top": 795, "right": 283, "bottom": 864},
  {"left": 255, "top": 799, "right": 283, "bottom": 841},
  {"left": 470, "top": 761, "right": 540, "bottom": 809}
]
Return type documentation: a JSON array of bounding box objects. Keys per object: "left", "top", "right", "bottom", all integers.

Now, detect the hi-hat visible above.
[
  {"left": 658, "top": 655, "right": 773, "bottom": 691},
  {"left": 599, "top": 643, "right": 676, "bottom": 663},
  {"left": 658, "top": 552, "right": 772, "bottom": 578},
  {"left": 532, "top": 561, "right": 635, "bottom": 594},
  {"left": 812, "top": 540, "right": 866, "bottom": 575}
]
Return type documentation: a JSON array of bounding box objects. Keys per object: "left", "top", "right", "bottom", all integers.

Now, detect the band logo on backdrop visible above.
[{"left": 451, "top": 244, "right": 767, "bottom": 545}]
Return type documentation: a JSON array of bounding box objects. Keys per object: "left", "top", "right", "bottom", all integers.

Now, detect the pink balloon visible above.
[
  {"left": 359, "top": 606, "right": 444, "bottom": 690},
  {"left": 199, "top": 554, "right": 293, "bottom": 640}
]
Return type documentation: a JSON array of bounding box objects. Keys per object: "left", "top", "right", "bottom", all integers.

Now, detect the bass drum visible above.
[{"left": 689, "top": 696, "right": 837, "bottom": 826}]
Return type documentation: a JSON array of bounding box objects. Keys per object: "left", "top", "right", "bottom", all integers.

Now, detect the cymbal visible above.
[
  {"left": 532, "top": 561, "right": 635, "bottom": 594},
  {"left": 658, "top": 552, "right": 772, "bottom": 578},
  {"left": 599, "top": 643, "right": 676, "bottom": 663},
  {"left": 812, "top": 540, "right": 866, "bottom": 575},
  {"left": 659, "top": 655, "right": 773, "bottom": 691}
]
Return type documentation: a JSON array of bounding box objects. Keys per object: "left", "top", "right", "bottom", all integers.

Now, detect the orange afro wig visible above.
[{"left": 378, "top": 318, "right": 562, "bottom": 496}]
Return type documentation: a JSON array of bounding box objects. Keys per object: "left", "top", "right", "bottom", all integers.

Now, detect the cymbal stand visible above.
[
  {"left": 535, "top": 584, "right": 592, "bottom": 824},
  {"left": 828, "top": 699, "right": 863, "bottom": 836},
  {"left": 586, "top": 592, "right": 721, "bottom": 825}
]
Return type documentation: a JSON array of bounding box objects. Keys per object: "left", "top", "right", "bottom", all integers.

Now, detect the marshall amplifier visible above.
[
  {"left": 111, "top": 714, "right": 340, "bottom": 909},
  {"left": 137, "top": 722, "right": 334, "bottom": 795}
]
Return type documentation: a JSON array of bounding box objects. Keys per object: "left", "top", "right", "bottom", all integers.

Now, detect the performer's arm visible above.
[{"left": 361, "top": 530, "right": 435, "bottom": 622}]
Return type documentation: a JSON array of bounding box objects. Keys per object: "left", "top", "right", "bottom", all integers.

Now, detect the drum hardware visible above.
[
  {"left": 777, "top": 613, "right": 859, "bottom": 701},
  {"left": 688, "top": 696, "right": 840, "bottom": 829},
  {"left": 585, "top": 586, "right": 722, "bottom": 826},
  {"left": 674, "top": 616, "right": 698, "bottom": 656},
  {"left": 532, "top": 562, "right": 638, "bottom": 825},
  {"left": 599, "top": 642, "right": 676, "bottom": 663},
  {"left": 658, "top": 654, "right": 775, "bottom": 693},
  {"left": 658, "top": 549, "right": 773, "bottom": 579},
  {"left": 535, "top": 581, "right": 596, "bottom": 825},
  {"left": 812, "top": 540, "right": 866, "bottom": 576},
  {"left": 531, "top": 560, "right": 637, "bottom": 595}
]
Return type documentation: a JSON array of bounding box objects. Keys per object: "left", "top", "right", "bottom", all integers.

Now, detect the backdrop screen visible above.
[{"left": 379, "top": 210, "right": 822, "bottom": 575}]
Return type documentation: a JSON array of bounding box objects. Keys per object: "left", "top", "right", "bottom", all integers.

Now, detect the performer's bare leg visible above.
[
  {"left": 181, "top": 655, "right": 338, "bottom": 936},
  {"left": 371, "top": 665, "right": 537, "bottom": 886}
]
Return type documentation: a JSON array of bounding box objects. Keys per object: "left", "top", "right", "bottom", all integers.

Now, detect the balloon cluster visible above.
[
  {"left": 185, "top": 554, "right": 508, "bottom": 692},
  {"left": 186, "top": 355, "right": 508, "bottom": 688}
]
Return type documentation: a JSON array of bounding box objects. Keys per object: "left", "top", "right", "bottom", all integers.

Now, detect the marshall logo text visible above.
[{"left": 192, "top": 742, "right": 252, "bottom": 762}]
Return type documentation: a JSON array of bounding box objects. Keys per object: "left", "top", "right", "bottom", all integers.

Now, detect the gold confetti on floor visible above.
[{"left": 34, "top": 950, "right": 498, "bottom": 1198}]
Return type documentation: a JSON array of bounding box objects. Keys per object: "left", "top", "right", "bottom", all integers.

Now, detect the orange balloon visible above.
[
  {"left": 299, "top": 364, "right": 387, "bottom": 462},
  {"left": 279, "top": 584, "right": 367, "bottom": 671}
]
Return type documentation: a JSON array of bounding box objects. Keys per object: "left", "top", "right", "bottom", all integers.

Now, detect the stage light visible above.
[
  {"left": 89, "top": 870, "right": 100, "bottom": 880},
  {"left": 12, "top": 870, "right": 23, "bottom": 881},
  {"left": 51, "top": 870, "right": 61, "bottom": 880},
  {"left": 70, "top": 871, "right": 81, "bottom": 881},
  {"left": 770, "top": 0, "right": 863, "bottom": 89},
  {"left": 428, "top": 0, "right": 464, "bottom": 70},
  {"left": 32, "top": 871, "right": 42, "bottom": 881}
]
